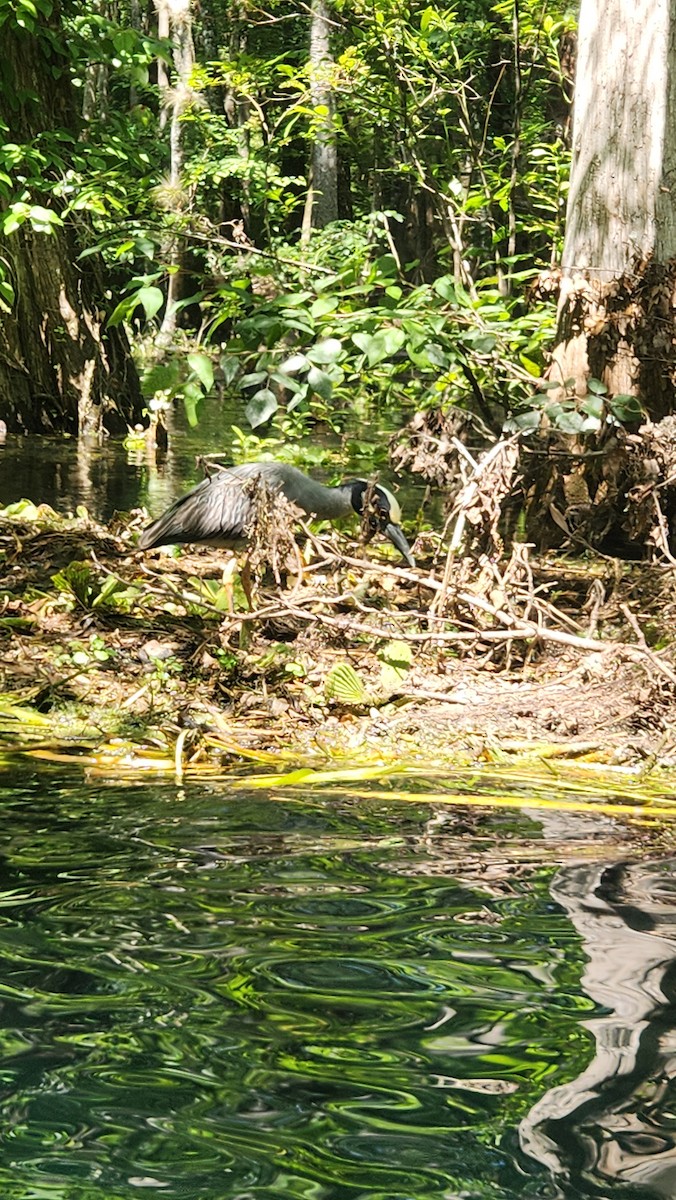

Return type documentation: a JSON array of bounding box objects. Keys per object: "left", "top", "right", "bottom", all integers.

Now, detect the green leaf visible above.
[
  {"left": 310, "top": 295, "right": 339, "bottom": 318},
  {"left": 26, "top": 205, "right": 62, "bottom": 234},
  {"left": 365, "top": 327, "right": 407, "bottom": 366},
  {"left": 351, "top": 332, "right": 372, "bottom": 355},
  {"left": 519, "top": 354, "right": 542, "bottom": 377},
  {"left": 306, "top": 338, "right": 342, "bottom": 365},
  {"left": 420, "top": 6, "right": 436, "bottom": 32},
  {"left": 187, "top": 352, "right": 214, "bottom": 393},
  {"left": 609, "top": 394, "right": 644, "bottom": 423},
  {"left": 325, "top": 663, "right": 368, "bottom": 705},
  {"left": 587, "top": 377, "right": 608, "bottom": 395},
  {"left": 239, "top": 371, "right": 268, "bottom": 388},
  {"left": 581, "top": 394, "right": 605, "bottom": 419},
  {"left": 136, "top": 285, "right": 164, "bottom": 321},
  {"left": 286, "top": 383, "right": 309, "bottom": 412},
  {"left": 270, "top": 371, "right": 303, "bottom": 393},
  {"left": 279, "top": 353, "right": 308, "bottom": 374},
  {"left": 0, "top": 279, "right": 15, "bottom": 310},
  {"left": 307, "top": 366, "right": 333, "bottom": 400},
  {"left": 504, "top": 410, "right": 541, "bottom": 433},
  {"left": 108, "top": 296, "right": 134, "bottom": 327},
  {"left": 245, "top": 389, "right": 278, "bottom": 428},
  {"left": 554, "top": 410, "right": 586, "bottom": 434},
  {"left": 432, "top": 275, "right": 457, "bottom": 302},
  {"left": 91, "top": 575, "right": 126, "bottom": 609},
  {"left": 378, "top": 639, "right": 412, "bottom": 694},
  {"left": 220, "top": 355, "right": 240, "bottom": 385},
  {"left": 379, "top": 639, "right": 413, "bottom": 670},
  {"left": 423, "top": 343, "right": 448, "bottom": 368},
  {"left": 464, "top": 332, "right": 498, "bottom": 355},
  {"left": 182, "top": 380, "right": 204, "bottom": 426}
]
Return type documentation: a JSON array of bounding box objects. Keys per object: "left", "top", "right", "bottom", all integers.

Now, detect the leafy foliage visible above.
[{"left": 0, "top": 0, "right": 576, "bottom": 436}]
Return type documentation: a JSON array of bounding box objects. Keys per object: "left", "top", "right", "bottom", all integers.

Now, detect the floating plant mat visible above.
[{"left": 4, "top": 740, "right": 676, "bottom": 825}]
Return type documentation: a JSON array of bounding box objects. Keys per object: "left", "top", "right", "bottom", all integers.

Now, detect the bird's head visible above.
[{"left": 344, "top": 480, "right": 416, "bottom": 567}]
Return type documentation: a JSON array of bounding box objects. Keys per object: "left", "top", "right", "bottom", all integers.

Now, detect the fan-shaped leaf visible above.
[{"left": 325, "top": 663, "right": 368, "bottom": 705}]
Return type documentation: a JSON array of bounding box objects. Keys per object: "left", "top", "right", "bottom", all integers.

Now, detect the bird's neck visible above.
[{"left": 292, "top": 476, "right": 354, "bottom": 519}]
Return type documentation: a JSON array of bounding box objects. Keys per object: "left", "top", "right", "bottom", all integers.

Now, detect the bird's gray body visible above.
[{"left": 137, "top": 460, "right": 414, "bottom": 564}]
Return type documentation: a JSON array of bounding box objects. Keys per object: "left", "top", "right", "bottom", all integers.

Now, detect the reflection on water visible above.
[
  {"left": 0, "top": 396, "right": 416, "bottom": 524},
  {"left": 521, "top": 838, "right": 676, "bottom": 1199},
  {"left": 0, "top": 398, "right": 246, "bottom": 521},
  {"left": 0, "top": 768, "right": 674, "bottom": 1198}
]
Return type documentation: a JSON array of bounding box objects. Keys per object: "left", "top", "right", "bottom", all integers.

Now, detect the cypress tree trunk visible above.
[
  {"left": 0, "top": 7, "right": 143, "bottom": 435},
  {"left": 550, "top": 0, "right": 676, "bottom": 416},
  {"left": 301, "top": 0, "right": 339, "bottom": 241}
]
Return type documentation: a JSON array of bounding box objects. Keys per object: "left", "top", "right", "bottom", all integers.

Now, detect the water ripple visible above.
[{"left": 0, "top": 769, "right": 669, "bottom": 1198}]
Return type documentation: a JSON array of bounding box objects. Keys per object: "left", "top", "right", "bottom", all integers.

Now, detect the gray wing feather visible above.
[
  {"left": 139, "top": 468, "right": 259, "bottom": 549},
  {"left": 138, "top": 461, "right": 352, "bottom": 548}
]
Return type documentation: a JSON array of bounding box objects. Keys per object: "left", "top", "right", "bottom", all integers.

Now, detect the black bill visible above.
[{"left": 384, "top": 522, "right": 416, "bottom": 568}]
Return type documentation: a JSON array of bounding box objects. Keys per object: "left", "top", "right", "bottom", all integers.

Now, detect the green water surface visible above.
[{"left": 0, "top": 767, "right": 673, "bottom": 1200}]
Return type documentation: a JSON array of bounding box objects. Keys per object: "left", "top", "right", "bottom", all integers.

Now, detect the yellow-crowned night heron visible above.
[{"left": 138, "top": 460, "right": 416, "bottom": 566}]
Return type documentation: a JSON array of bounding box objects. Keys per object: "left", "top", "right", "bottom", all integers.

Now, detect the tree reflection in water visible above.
[{"left": 521, "top": 830, "right": 676, "bottom": 1198}]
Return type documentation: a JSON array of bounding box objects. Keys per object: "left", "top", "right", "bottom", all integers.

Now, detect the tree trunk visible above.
[
  {"left": 0, "top": 224, "right": 142, "bottom": 435},
  {"left": 82, "top": 0, "right": 109, "bottom": 124},
  {"left": 301, "top": 0, "right": 338, "bottom": 241},
  {"left": 157, "top": 0, "right": 195, "bottom": 345},
  {"left": 155, "top": 0, "right": 171, "bottom": 130},
  {"left": 0, "top": 10, "right": 142, "bottom": 435},
  {"left": 551, "top": 0, "right": 676, "bottom": 418}
]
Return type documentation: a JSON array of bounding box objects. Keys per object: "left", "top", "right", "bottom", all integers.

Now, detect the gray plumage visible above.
[{"left": 138, "top": 460, "right": 415, "bottom": 565}]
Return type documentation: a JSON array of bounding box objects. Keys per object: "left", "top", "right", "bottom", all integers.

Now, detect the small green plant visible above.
[
  {"left": 56, "top": 634, "right": 116, "bottom": 669},
  {"left": 139, "top": 350, "right": 215, "bottom": 428},
  {"left": 52, "top": 562, "right": 142, "bottom": 613},
  {"left": 325, "top": 662, "right": 369, "bottom": 706},
  {"left": 325, "top": 641, "right": 413, "bottom": 707},
  {"left": 187, "top": 577, "right": 234, "bottom": 614}
]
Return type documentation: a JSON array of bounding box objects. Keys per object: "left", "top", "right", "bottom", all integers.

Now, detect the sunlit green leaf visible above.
[
  {"left": 325, "top": 663, "right": 368, "bottom": 705},
  {"left": 307, "top": 366, "right": 333, "bottom": 399},
  {"left": 306, "top": 338, "right": 342, "bottom": 365},
  {"left": 187, "top": 352, "right": 214, "bottom": 393},
  {"left": 310, "top": 295, "right": 339, "bottom": 318}
]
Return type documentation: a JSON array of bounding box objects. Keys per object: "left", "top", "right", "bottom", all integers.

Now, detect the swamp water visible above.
[
  {"left": 0, "top": 764, "right": 675, "bottom": 1200},
  {"left": 3, "top": 427, "right": 676, "bottom": 1197}
]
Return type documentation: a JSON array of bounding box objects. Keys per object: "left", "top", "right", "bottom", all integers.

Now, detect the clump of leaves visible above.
[
  {"left": 325, "top": 641, "right": 413, "bottom": 707},
  {"left": 52, "top": 562, "right": 141, "bottom": 612}
]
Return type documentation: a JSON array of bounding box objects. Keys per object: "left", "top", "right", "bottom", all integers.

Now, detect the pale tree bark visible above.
[
  {"left": 551, "top": 0, "right": 676, "bottom": 417},
  {"left": 156, "top": 0, "right": 196, "bottom": 344},
  {"left": 82, "top": 0, "right": 109, "bottom": 124},
  {"left": 301, "top": 0, "right": 338, "bottom": 243},
  {"left": 155, "top": 0, "right": 171, "bottom": 130}
]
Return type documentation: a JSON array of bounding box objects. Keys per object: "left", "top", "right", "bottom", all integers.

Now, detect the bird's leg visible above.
[
  {"left": 217, "top": 558, "right": 237, "bottom": 615},
  {"left": 240, "top": 556, "right": 254, "bottom": 611}
]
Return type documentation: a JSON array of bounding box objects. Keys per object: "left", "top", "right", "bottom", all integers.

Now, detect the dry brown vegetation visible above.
[{"left": 3, "top": 490, "right": 676, "bottom": 781}]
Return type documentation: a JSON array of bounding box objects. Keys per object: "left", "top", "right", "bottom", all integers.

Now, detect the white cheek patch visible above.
[{"left": 379, "top": 485, "right": 401, "bottom": 525}]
